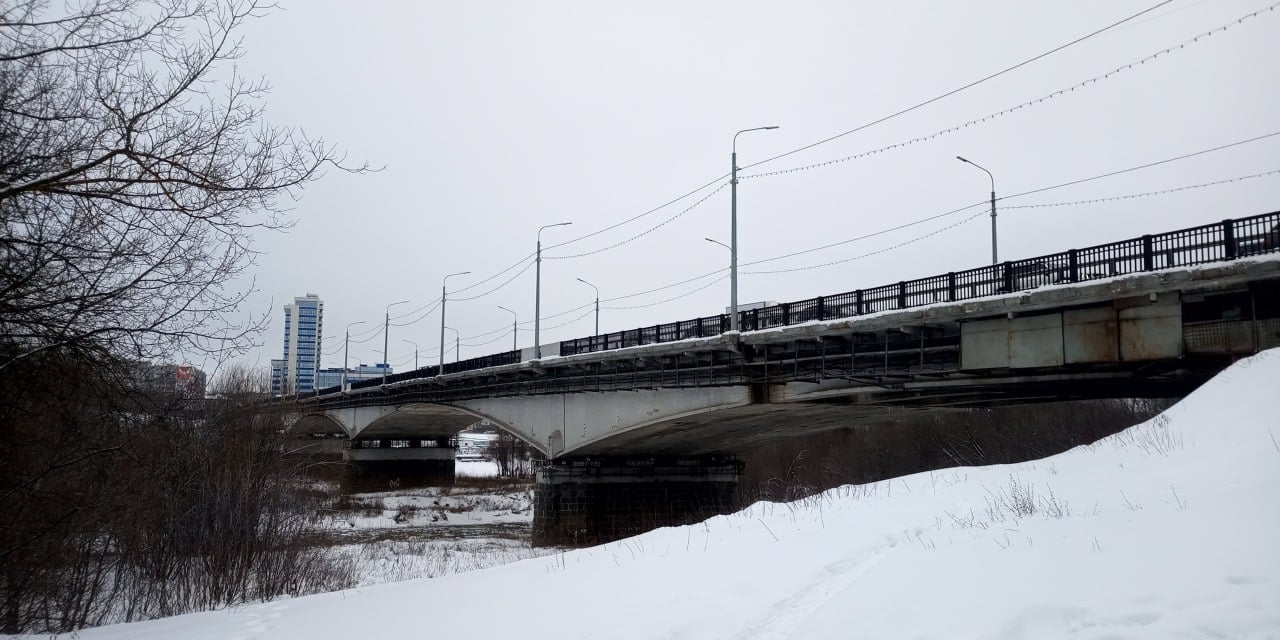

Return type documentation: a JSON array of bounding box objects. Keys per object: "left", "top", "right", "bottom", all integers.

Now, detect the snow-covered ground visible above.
[
  {"left": 30, "top": 350, "right": 1280, "bottom": 639},
  {"left": 311, "top": 473, "right": 546, "bottom": 586}
]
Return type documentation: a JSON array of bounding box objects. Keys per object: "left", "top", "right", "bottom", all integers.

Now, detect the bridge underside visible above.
[{"left": 564, "top": 362, "right": 1212, "bottom": 456}]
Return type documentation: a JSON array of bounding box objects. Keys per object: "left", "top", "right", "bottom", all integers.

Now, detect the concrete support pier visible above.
[
  {"left": 532, "top": 457, "right": 742, "bottom": 547},
  {"left": 342, "top": 437, "right": 456, "bottom": 491}
]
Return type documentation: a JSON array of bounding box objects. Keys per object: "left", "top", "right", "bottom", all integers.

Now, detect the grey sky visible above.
[{"left": 222, "top": 0, "right": 1278, "bottom": 374}]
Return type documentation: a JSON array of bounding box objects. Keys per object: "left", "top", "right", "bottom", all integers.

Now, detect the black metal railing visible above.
[
  {"left": 299, "top": 211, "right": 1277, "bottom": 399},
  {"left": 559, "top": 211, "right": 1278, "bottom": 354}
]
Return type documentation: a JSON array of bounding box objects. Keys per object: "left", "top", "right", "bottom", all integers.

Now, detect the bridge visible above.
[{"left": 291, "top": 211, "right": 1280, "bottom": 545}]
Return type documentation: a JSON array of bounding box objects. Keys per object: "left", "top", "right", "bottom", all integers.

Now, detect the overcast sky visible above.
[{"left": 218, "top": 0, "right": 1279, "bottom": 374}]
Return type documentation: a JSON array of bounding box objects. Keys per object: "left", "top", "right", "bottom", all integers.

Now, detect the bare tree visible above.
[
  {"left": 0, "top": 1, "right": 366, "bottom": 632},
  {"left": 0, "top": 0, "right": 364, "bottom": 367}
]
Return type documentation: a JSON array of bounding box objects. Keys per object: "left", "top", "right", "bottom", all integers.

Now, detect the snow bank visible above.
[{"left": 28, "top": 350, "right": 1280, "bottom": 639}]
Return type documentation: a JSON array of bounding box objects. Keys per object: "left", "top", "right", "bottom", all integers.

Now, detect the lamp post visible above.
[
  {"left": 535, "top": 221, "right": 572, "bottom": 358},
  {"left": 439, "top": 271, "right": 471, "bottom": 369},
  {"left": 383, "top": 299, "right": 410, "bottom": 385},
  {"left": 576, "top": 277, "right": 599, "bottom": 337},
  {"left": 401, "top": 338, "right": 419, "bottom": 371},
  {"left": 498, "top": 305, "right": 518, "bottom": 352},
  {"left": 731, "top": 126, "right": 779, "bottom": 331},
  {"left": 444, "top": 326, "right": 460, "bottom": 364},
  {"left": 956, "top": 155, "right": 998, "bottom": 264},
  {"left": 342, "top": 320, "right": 366, "bottom": 391}
]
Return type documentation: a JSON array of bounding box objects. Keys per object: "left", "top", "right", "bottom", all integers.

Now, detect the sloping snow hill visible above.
[{"left": 37, "top": 350, "right": 1280, "bottom": 639}]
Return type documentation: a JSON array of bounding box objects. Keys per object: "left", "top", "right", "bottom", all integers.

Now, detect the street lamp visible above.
[
  {"left": 439, "top": 271, "right": 471, "bottom": 370},
  {"left": 731, "top": 125, "right": 779, "bottom": 331},
  {"left": 535, "top": 221, "right": 572, "bottom": 358},
  {"left": 383, "top": 299, "right": 410, "bottom": 385},
  {"left": 342, "top": 320, "right": 366, "bottom": 391},
  {"left": 956, "top": 155, "right": 998, "bottom": 264},
  {"left": 498, "top": 305, "right": 518, "bottom": 352},
  {"left": 401, "top": 338, "right": 419, "bottom": 371},
  {"left": 576, "top": 277, "right": 599, "bottom": 337},
  {"left": 444, "top": 326, "right": 460, "bottom": 364}
]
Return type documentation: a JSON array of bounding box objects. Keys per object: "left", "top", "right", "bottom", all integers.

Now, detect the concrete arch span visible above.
[
  {"left": 290, "top": 412, "right": 348, "bottom": 437},
  {"left": 316, "top": 402, "right": 548, "bottom": 455}
]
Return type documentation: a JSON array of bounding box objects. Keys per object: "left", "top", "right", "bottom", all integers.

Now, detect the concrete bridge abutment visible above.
[
  {"left": 532, "top": 457, "right": 743, "bottom": 547},
  {"left": 341, "top": 437, "right": 456, "bottom": 491}
]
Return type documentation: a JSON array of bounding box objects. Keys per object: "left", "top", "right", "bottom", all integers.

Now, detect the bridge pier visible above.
[
  {"left": 341, "top": 437, "right": 456, "bottom": 491},
  {"left": 532, "top": 457, "right": 743, "bottom": 547}
]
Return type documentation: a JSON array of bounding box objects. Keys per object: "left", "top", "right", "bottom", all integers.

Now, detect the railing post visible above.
[
  {"left": 947, "top": 272, "right": 956, "bottom": 301},
  {"left": 1223, "top": 219, "right": 1237, "bottom": 259},
  {"left": 781, "top": 303, "right": 790, "bottom": 326},
  {"left": 816, "top": 297, "right": 826, "bottom": 321},
  {"left": 1002, "top": 262, "right": 1015, "bottom": 292},
  {"left": 1068, "top": 249, "right": 1079, "bottom": 282},
  {"left": 855, "top": 290, "right": 863, "bottom": 315},
  {"left": 1142, "top": 234, "right": 1154, "bottom": 270},
  {"left": 897, "top": 281, "right": 907, "bottom": 309}
]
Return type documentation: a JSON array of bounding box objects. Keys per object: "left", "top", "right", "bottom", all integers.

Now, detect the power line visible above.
[
  {"left": 452, "top": 252, "right": 537, "bottom": 295},
  {"left": 739, "top": 201, "right": 988, "bottom": 268},
  {"left": 603, "top": 275, "right": 730, "bottom": 310},
  {"left": 390, "top": 299, "right": 443, "bottom": 327},
  {"left": 741, "top": 0, "right": 1175, "bottom": 171},
  {"left": 1001, "top": 168, "right": 1280, "bottom": 210},
  {"left": 742, "top": 212, "right": 989, "bottom": 275},
  {"left": 1003, "top": 130, "right": 1280, "bottom": 200},
  {"left": 742, "top": 131, "right": 1280, "bottom": 270},
  {"left": 740, "top": 2, "right": 1279, "bottom": 181},
  {"left": 544, "top": 176, "right": 729, "bottom": 251},
  {"left": 538, "top": 308, "right": 596, "bottom": 332},
  {"left": 452, "top": 259, "right": 536, "bottom": 302},
  {"left": 743, "top": 167, "right": 1280, "bottom": 277},
  {"left": 543, "top": 182, "right": 730, "bottom": 260}
]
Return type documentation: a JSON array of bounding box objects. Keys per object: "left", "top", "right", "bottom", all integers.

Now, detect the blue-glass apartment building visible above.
[{"left": 278, "top": 293, "right": 323, "bottom": 394}]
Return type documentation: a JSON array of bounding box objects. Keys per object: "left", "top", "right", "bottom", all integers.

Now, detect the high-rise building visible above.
[{"left": 279, "top": 293, "right": 323, "bottom": 394}]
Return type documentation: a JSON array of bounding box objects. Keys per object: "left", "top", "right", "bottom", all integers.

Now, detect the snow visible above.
[{"left": 25, "top": 349, "right": 1280, "bottom": 639}]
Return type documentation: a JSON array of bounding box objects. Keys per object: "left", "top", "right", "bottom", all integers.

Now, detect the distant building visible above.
[
  {"left": 270, "top": 359, "right": 285, "bottom": 396},
  {"left": 138, "top": 363, "right": 207, "bottom": 399},
  {"left": 278, "top": 294, "right": 323, "bottom": 394},
  {"left": 316, "top": 363, "right": 391, "bottom": 390}
]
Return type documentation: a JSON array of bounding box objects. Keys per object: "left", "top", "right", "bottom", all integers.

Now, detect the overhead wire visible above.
[
  {"left": 448, "top": 164, "right": 1277, "bottom": 345},
  {"left": 451, "top": 251, "right": 537, "bottom": 295},
  {"left": 740, "top": 0, "right": 1175, "bottom": 172},
  {"left": 602, "top": 274, "right": 731, "bottom": 310},
  {"left": 451, "top": 259, "right": 536, "bottom": 302},
  {"left": 738, "top": 130, "right": 1280, "bottom": 271},
  {"left": 740, "top": 2, "right": 1280, "bottom": 180},
  {"left": 1000, "top": 168, "right": 1280, "bottom": 210},
  {"left": 741, "top": 212, "right": 990, "bottom": 275},
  {"left": 543, "top": 177, "right": 729, "bottom": 250},
  {"left": 542, "top": 182, "right": 730, "bottom": 260},
  {"left": 1003, "top": 130, "right": 1280, "bottom": 200}
]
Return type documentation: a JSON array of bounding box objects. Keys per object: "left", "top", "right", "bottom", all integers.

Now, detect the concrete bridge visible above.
[{"left": 292, "top": 213, "right": 1280, "bottom": 545}]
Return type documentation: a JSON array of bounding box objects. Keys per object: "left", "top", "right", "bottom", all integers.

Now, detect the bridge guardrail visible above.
[
  {"left": 300, "top": 210, "right": 1278, "bottom": 399},
  {"left": 560, "top": 211, "right": 1279, "bottom": 354}
]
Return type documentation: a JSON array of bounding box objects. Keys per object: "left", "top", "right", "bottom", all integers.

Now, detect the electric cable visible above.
[
  {"left": 741, "top": 2, "right": 1279, "bottom": 180},
  {"left": 740, "top": 0, "right": 1175, "bottom": 172},
  {"left": 1001, "top": 168, "right": 1280, "bottom": 210},
  {"left": 543, "top": 182, "right": 730, "bottom": 260}
]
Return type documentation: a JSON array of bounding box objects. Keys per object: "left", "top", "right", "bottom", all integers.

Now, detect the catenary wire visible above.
[
  {"left": 543, "top": 182, "right": 730, "bottom": 260},
  {"left": 740, "top": 0, "right": 1175, "bottom": 172},
  {"left": 740, "top": 2, "right": 1279, "bottom": 180}
]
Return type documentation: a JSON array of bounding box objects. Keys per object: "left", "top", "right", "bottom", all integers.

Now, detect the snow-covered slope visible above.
[{"left": 37, "top": 350, "right": 1280, "bottom": 639}]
